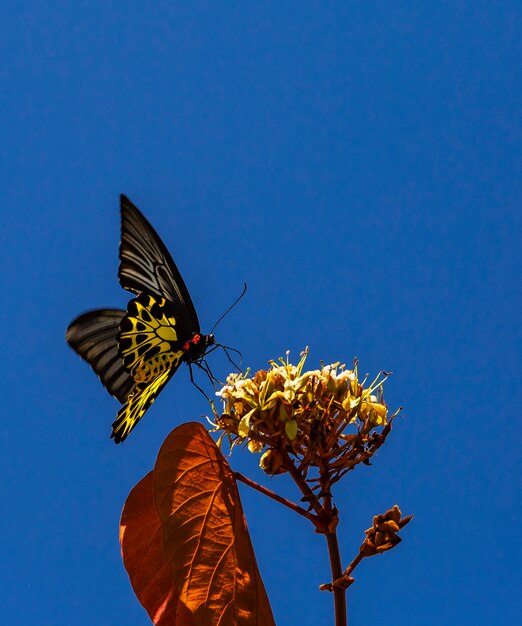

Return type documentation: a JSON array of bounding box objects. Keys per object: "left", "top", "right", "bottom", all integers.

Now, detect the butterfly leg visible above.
[
  {"left": 197, "top": 359, "right": 223, "bottom": 388},
  {"left": 187, "top": 361, "right": 215, "bottom": 403},
  {"left": 221, "top": 345, "right": 243, "bottom": 372},
  {"left": 202, "top": 343, "right": 243, "bottom": 373}
]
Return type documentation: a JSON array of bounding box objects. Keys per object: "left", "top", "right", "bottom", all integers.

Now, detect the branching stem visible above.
[
  {"left": 280, "top": 449, "right": 326, "bottom": 520},
  {"left": 343, "top": 552, "right": 364, "bottom": 579},
  {"left": 234, "top": 472, "right": 317, "bottom": 525}
]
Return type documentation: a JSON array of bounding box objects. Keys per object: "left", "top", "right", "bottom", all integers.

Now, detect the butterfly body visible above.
[
  {"left": 67, "top": 195, "right": 215, "bottom": 443},
  {"left": 182, "top": 332, "right": 215, "bottom": 361}
]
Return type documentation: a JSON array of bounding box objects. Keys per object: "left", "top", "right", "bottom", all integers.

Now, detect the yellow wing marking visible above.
[
  {"left": 111, "top": 367, "right": 177, "bottom": 443},
  {"left": 119, "top": 293, "right": 180, "bottom": 378},
  {"left": 112, "top": 293, "right": 189, "bottom": 441}
]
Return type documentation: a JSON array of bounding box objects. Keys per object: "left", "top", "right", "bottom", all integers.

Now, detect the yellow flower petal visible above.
[{"left": 238, "top": 408, "right": 256, "bottom": 437}]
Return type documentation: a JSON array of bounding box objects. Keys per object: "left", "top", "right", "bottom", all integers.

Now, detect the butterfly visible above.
[{"left": 66, "top": 195, "right": 216, "bottom": 443}]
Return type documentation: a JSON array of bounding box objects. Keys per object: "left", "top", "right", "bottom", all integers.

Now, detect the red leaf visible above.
[
  {"left": 155, "top": 422, "right": 275, "bottom": 626},
  {"left": 120, "top": 472, "right": 194, "bottom": 625},
  {"left": 120, "top": 422, "right": 275, "bottom": 626}
]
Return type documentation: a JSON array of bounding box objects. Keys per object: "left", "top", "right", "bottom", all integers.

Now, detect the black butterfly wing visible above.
[
  {"left": 119, "top": 194, "right": 200, "bottom": 334},
  {"left": 67, "top": 196, "right": 205, "bottom": 443},
  {"left": 66, "top": 309, "right": 134, "bottom": 403}
]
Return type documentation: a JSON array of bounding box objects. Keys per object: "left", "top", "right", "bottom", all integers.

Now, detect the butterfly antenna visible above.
[{"left": 210, "top": 283, "right": 247, "bottom": 334}]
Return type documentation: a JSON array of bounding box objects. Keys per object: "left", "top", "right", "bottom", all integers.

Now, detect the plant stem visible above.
[
  {"left": 325, "top": 531, "right": 347, "bottom": 626},
  {"left": 280, "top": 449, "right": 326, "bottom": 519},
  {"left": 343, "top": 552, "right": 363, "bottom": 579},
  {"left": 234, "top": 472, "right": 317, "bottom": 525}
]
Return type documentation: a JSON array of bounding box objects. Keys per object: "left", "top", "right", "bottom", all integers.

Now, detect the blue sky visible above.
[{"left": 1, "top": 2, "right": 520, "bottom": 624}]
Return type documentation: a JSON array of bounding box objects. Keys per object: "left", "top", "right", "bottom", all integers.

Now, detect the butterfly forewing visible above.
[
  {"left": 66, "top": 309, "right": 134, "bottom": 403},
  {"left": 119, "top": 194, "right": 200, "bottom": 333}
]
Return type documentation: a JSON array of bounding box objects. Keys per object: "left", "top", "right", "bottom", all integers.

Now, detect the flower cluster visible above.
[{"left": 214, "top": 349, "right": 399, "bottom": 477}]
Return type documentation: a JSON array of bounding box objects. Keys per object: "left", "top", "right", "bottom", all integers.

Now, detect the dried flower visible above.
[{"left": 360, "top": 505, "right": 413, "bottom": 557}]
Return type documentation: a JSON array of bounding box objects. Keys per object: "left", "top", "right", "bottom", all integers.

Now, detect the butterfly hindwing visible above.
[
  {"left": 66, "top": 309, "right": 134, "bottom": 403},
  {"left": 112, "top": 292, "right": 188, "bottom": 442},
  {"left": 118, "top": 292, "right": 187, "bottom": 376},
  {"left": 111, "top": 368, "right": 175, "bottom": 443},
  {"left": 119, "top": 194, "right": 200, "bottom": 333}
]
